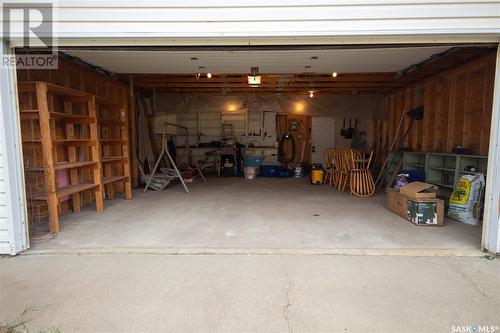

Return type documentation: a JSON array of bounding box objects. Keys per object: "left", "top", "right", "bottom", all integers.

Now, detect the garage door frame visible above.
[
  {"left": 0, "top": 40, "right": 28, "bottom": 255},
  {"left": 1, "top": 38, "right": 500, "bottom": 254},
  {"left": 482, "top": 47, "right": 500, "bottom": 253}
]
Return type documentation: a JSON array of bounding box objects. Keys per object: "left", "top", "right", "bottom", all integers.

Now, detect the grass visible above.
[{"left": 0, "top": 306, "right": 60, "bottom": 333}]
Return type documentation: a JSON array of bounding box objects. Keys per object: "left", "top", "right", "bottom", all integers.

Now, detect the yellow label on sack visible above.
[{"left": 450, "top": 178, "right": 471, "bottom": 205}]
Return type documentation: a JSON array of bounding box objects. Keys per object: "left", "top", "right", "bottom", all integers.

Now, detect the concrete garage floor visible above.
[
  {"left": 29, "top": 177, "right": 481, "bottom": 253},
  {"left": 3, "top": 178, "right": 497, "bottom": 332},
  {"left": 1, "top": 254, "right": 499, "bottom": 332}
]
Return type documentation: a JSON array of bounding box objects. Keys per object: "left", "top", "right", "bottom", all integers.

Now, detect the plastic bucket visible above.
[{"left": 244, "top": 166, "right": 257, "bottom": 180}]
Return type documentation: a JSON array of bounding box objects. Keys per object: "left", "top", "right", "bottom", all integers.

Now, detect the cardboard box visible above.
[
  {"left": 399, "top": 181, "right": 438, "bottom": 199},
  {"left": 387, "top": 189, "right": 408, "bottom": 218},
  {"left": 387, "top": 183, "right": 444, "bottom": 226}
]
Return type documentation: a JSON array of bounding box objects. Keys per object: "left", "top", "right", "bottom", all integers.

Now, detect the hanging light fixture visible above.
[
  {"left": 248, "top": 66, "right": 262, "bottom": 87},
  {"left": 207, "top": 72, "right": 212, "bottom": 79},
  {"left": 309, "top": 90, "right": 314, "bottom": 98},
  {"left": 332, "top": 72, "right": 338, "bottom": 78}
]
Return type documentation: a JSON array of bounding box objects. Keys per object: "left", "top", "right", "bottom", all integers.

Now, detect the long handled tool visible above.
[
  {"left": 375, "top": 106, "right": 424, "bottom": 188},
  {"left": 374, "top": 111, "right": 406, "bottom": 188},
  {"left": 374, "top": 107, "right": 424, "bottom": 190}
]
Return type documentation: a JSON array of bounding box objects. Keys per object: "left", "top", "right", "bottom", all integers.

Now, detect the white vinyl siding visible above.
[{"left": 4, "top": 1, "right": 500, "bottom": 45}]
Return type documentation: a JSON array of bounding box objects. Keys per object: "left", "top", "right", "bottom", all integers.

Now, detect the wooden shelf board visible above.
[
  {"left": 94, "top": 95, "right": 119, "bottom": 105},
  {"left": 428, "top": 181, "right": 454, "bottom": 189},
  {"left": 429, "top": 166, "right": 455, "bottom": 172},
  {"left": 56, "top": 183, "right": 99, "bottom": 197},
  {"left": 54, "top": 139, "right": 97, "bottom": 146},
  {"left": 24, "top": 167, "right": 45, "bottom": 172},
  {"left": 99, "top": 119, "right": 125, "bottom": 126},
  {"left": 103, "top": 175, "right": 128, "bottom": 185},
  {"left": 458, "top": 170, "right": 486, "bottom": 175},
  {"left": 19, "top": 82, "right": 91, "bottom": 98},
  {"left": 100, "top": 139, "right": 127, "bottom": 145},
  {"left": 54, "top": 161, "right": 97, "bottom": 170},
  {"left": 31, "top": 183, "right": 98, "bottom": 200},
  {"left": 50, "top": 112, "right": 96, "bottom": 123},
  {"left": 101, "top": 156, "right": 128, "bottom": 163},
  {"left": 46, "top": 83, "right": 92, "bottom": 98}
]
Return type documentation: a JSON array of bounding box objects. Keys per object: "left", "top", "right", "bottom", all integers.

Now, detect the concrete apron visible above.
[{"left": 21, "top": 247, "right": 486, "bottom": 257}]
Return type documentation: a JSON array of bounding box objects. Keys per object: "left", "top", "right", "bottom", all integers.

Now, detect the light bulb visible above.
[
  {"left": 207, "top": 72, "right": 212, "bottom": 79},
  {"left": 332, "top": 72, "right": 338, "bottom": 78},
  {"left": 309, "top": 91, "right": 314, "bottom": 98}
]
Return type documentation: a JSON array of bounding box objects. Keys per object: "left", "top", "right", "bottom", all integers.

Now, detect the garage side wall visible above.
[{"left": 378, "top": 52, "right": 496, "bottom": 156}]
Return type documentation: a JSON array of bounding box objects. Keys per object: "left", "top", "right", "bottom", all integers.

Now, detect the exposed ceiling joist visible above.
[{"left": 125, "top": 72, "right": 401, "bottom": 95}]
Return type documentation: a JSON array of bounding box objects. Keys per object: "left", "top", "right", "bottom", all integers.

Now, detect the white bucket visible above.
[
  {"left": 294, "top": 166, "right": 303, "bottom": 178},
  {"left": 244, "top": 166, "right": 257, "bottom": 180}
]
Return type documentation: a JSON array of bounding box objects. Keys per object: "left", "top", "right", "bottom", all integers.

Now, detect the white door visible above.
[{"left": 311, "top": 117, "right": 335, "bottom": 164}]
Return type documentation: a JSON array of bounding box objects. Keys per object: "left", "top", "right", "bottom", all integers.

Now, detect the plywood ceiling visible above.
[{"left": 65, "top": 46, "right": 451, "bottom": 74}]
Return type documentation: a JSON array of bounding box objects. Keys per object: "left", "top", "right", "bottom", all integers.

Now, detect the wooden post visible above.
[
  {"left": 101, "top": 108, "right": 115, "bottom": 199},
  {"left": 128, "top": 77, "right": 138, "bottom": 187},
  {"left": 36, "top": 82, "right": 59, "bottom": 233},
  {"left": 120, "top": 104, "right": 133, "bottom": 199},
  {"left": 87, "top": 96, "right": 104, "bottom": 212},
  {"left": 63, "top": 100, "right": 81, "bottom": 213}
]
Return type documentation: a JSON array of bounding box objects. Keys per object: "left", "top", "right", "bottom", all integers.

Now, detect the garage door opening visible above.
[{"left": 15, "top": 44, "right": 498, "bottom": 252}]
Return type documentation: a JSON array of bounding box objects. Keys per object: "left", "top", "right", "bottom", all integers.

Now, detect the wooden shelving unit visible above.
[
  {"left": 19, "top": 81, "right": 104, "bottom": 233},
  {"left": 402, "top": 151, "right": 488, "bottom": 190},
  {"left": 96, "top": 96, "right": 132, "bottom": 201}
]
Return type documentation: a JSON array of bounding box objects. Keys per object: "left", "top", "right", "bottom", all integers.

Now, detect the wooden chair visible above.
[
  {"left": 332, "top": 149, "right": 345, "bottom": 191},
  {"left": 349, "top": 150, "right": 375, "bottom": 197},
  {"left": 339, "top": 149, "right": 359, "bottom": 192},
  {"left": 334, "top": 149, "right": 349, "bottom": 192},
  {"left": 323, "top": 148, "right": 336, "bottom": 186}
]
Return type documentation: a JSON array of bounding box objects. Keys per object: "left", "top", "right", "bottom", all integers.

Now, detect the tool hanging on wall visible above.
[
  {"left": 340, "top": 118, "right": 355, "bottom": 138},
  {"left": 278, "top": 133, "right": 296, "bottom": 165},
  {"left": 350, "top": 119, "right": 367, "bottom": 151}
]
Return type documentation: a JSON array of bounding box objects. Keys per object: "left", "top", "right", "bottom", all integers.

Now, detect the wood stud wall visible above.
[{"left": 375, "top": 52, "right": 496, "bottom": 158}]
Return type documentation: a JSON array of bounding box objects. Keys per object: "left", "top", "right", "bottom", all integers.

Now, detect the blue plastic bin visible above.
[
  {"left": 244, "top": 156, "right": 264, "bottom": 168},
  {"left": 260, "top": 165, "right": 289, "bottom": 177}
]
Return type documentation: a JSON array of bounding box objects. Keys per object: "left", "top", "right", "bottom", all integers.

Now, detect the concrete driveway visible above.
[{"left": 1, "top": 253, "right": 499, "bottom": 333}]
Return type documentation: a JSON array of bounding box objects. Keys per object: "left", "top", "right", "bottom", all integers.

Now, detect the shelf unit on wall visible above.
[
  {"left": 18, "top": 81, "right": 104, "bottom": 233},
  {"left": 95, "top": 96, "right": 132, "bottom": 200},
  {"left": 402, "top": 152, "right": 488, "bottom": 190}
]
